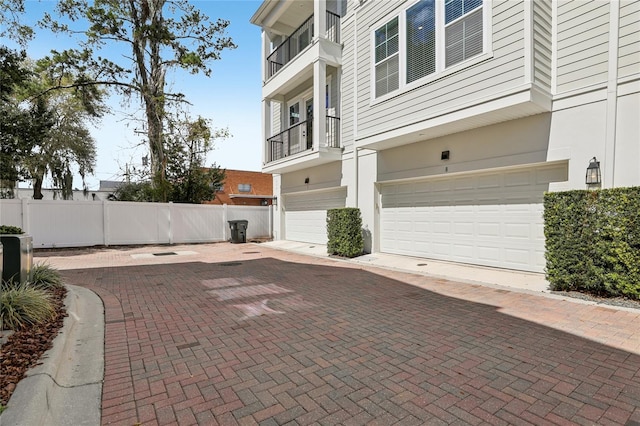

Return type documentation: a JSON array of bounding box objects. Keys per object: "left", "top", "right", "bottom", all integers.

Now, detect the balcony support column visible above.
[
  {"left": 313, "top": 58, "right": 327, "bottom": 151},
  {"left": 261, "top": 30, "right": 270, "bottom": 82},
  {"left": 262, "top": 98, "right": 272, "bottom": 165},
  {"left": 314, "top": 0, "right": 327, "bottom": 40}
]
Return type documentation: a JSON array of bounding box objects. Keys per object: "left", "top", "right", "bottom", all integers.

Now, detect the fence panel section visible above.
[
  {"left": 106, "top": 202, "right": 171, "bottom": 245},
  {"left": 171, "top": 203, "right": 225, "bottom": 243},
  {"left": 0, "top": 200, "right": 23, "bottom": 228},
  {"left": 227, "top": 206, "right": 272, "bottom": 239},
  {"left": 29, "top": 201, "right": 104, "bottom": 248},
  {"left": 0, "top": 200, "right": 273, "bottom": 248}
]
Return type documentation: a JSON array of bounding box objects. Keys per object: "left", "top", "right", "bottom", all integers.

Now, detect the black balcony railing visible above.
[
  {"left": 266, "top": 11, "right": 341, "bottom": 79},
  {"left": 267, "top": 116, "right": 340, "bottom": 163},
  {"left": 326, "top": 115, "right": 340, "bottom": 148}
]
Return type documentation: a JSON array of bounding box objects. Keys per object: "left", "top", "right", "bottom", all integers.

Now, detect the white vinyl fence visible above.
[{"left": 0, "top": 199, "right": 272, "bottom": 249}]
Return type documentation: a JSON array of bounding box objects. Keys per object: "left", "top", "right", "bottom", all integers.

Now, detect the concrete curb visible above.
[{"left": 0, "top": 285, "right": 104, "bottom": 426}]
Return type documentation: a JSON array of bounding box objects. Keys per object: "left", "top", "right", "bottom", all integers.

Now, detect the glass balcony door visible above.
[
  {"left": 286, "top": 91, "right": 313, "bottom": 156},
  {"left": 305, "top": 98, "right": 313, "bottom": 150}
]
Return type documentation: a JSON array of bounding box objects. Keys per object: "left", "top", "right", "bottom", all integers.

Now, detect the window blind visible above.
[{"left": 406, "top": 0, "right": 436, "bottom": 83}]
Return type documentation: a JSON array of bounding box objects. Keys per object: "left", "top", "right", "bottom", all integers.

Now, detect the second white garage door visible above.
[
  {"left": 380, "top": 163, "right": 567, "bottom": 272},
  {"left": 284, "top": 187, "right": 347, "bottom": 244}
]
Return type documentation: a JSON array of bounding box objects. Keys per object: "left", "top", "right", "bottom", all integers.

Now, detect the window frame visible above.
[
  {"left": 238, "top": 184, "right": 252, "bottom": 193},
  {"left": 370, "top": 0, "right": 491, "bottom": 104},
  {"left": 372, "top": 16, "right": 400, "bottom": 98}
]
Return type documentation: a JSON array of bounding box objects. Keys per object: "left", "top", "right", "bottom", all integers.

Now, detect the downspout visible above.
[{"left": 603, "top": 0, "right": 620, "bottom": 188}]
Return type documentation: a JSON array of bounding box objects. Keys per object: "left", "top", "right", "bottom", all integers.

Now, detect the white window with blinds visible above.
[
  {"left": 406, "top": 0, "right": 436, "bottom": 83},
  {"left": 371, "top": 0, "right": 487, "bottom": 100},
  {"left": 374, "top": 17, "right": 400, "bottom": 97},
  {"left": 445, "top": 0, "right": 483, "bottom": 67}
]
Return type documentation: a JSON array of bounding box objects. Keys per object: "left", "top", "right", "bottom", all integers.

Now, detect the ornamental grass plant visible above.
[
  {"left": 0, "top": 282, "right": 55, "bottom": 331},
  {"left": 29, "top": 263, "right": 64, "bottom": 290}
]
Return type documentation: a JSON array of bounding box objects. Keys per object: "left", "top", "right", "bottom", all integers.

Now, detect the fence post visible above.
[
  {"left": 168, "top": 202, "right": 174, "bottom": 244},
  {"left": 21, "top": 198, "right": 29, "bottom": 234},
  {"left": 103, "top": 200, "right": 109, "bottom": 246},
  {"left": 269, "top": 204, "right": 273, "bottom": 239},
  {"left": 222, "top": 204, "right": 228, "bottom": 241}
]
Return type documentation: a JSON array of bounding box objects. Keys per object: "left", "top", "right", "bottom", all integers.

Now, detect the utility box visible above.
[
  {"left": 228, "top": 220, "right": 248, "bottom": 244},
  {"left": 1, "top": 234, "right": 33, "bottom": 284}
]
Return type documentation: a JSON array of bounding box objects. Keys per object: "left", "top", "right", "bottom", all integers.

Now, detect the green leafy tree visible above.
[
  {"left": 165, "top": 115, "right": 226, "bottom": 204},
  {"left": 112, "top": 181, "right": 157, "bottom": 202},
  {"left": 21, "top": 59, "right": 103, "bottom": 199},
  {"left": 114, "top": 115, "right": 226, "bottom": 204},
  {"left": 0, "top": 48, "right": 47, "bottom": 197},
  {"left": 25, "top": 95, "right": 99, "bottom": 200},
  {"left": 39, "top": 0, "right": 236, "bottom": 200},
  {"left": 0, "top": 48, "right": 103, "bottom": 199},
  {"left": 0, "top": 0, "right": 34, "bottom": 46}
]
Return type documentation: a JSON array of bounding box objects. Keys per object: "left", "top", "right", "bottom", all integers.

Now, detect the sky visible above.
[{"left": 6, "top": 0, "right": 264, "bottom": 190}]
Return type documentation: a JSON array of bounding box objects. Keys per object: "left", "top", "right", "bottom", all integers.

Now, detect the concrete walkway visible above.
[
  {"left": 33, "top": 243, "right": 640, "bottom": 425},
  {"left": 262, "top": 241, "right": 550, "bottom": 294}
]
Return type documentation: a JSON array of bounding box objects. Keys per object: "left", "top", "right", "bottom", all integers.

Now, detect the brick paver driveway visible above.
[{"left": 41, "top": 243, "right": 640, "bottom": 425}]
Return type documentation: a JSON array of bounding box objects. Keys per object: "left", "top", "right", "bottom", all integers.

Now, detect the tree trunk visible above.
[
  {"left": 133, "top": 0, "right": 168, "bottom": 201},
  {"left": 33, "top": 175, "right": 44, "bottom": 200}
]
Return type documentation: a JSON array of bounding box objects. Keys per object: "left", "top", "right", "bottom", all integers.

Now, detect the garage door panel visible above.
[
  {"left": 284, "top": 188, "right": 346, "bottom": 244},
  {"left": 380, "top": 163, "right": 567, "bottom": 272},
  {"left": 453, "top": 244, "right": 475, "bottom": 259},
  {"left": 505, "top": 248, "right": 532, "bottom": 266},
  {"left": 454, "top": 222, "right": 474, "bottom": 236},
  {"left": 505, "top": 223, "right": 534, "bottom": 239}
]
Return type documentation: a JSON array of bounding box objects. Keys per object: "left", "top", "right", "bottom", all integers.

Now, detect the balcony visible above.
[
  {"left": 264, "top": 116, "right": 341, "bottom": 174},
  {"left": 266, "top": 11, "right": 340, "bottom": 80}
]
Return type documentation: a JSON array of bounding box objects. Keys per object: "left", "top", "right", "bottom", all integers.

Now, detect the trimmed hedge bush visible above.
[
  {"left": 544, "top": 187, "right": 640, "bottom": 299},
  {"left": 0, "top": 225, "right": 23, "bottom": 235},
  {"left": 327, "top": 208, "right": 364, "bottom": 258}
]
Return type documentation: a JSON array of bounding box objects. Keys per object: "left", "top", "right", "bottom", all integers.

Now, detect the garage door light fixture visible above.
[{"left": 585, "top": 157, "right": 601, "bottom": 187}]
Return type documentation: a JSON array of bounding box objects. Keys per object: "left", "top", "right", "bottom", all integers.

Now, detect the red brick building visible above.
[{"left": 206, "top": 169, "right": 273, "bottom": 206}]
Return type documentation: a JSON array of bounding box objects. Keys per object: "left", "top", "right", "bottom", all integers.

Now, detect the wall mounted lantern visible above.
[{"left": 585, "top": 157, "right": 601, "bottom": 186}]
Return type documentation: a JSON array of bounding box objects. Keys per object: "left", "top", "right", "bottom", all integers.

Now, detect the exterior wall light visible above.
[{"left": 585, "top": 157, "right": 601, "bottom": 187}]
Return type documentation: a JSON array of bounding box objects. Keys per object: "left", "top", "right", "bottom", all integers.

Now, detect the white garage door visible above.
[
  {"left": 380, "top": 164, "right": 567, "bottom": 272},
  {"left": 284, "top": 187, "right": 347, "bottom": 244}
]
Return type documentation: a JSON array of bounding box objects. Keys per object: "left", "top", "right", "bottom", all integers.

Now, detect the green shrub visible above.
[
  {"left": 327, "top": 208, "right": 364, "bottom": 258},
  {"left": 30, "top": 263, "right": 64, "bottom": 290},
  {"left": 0, "top": 225, "right": 23, "bottom": 235},
  {"left": 0, "top": 282, "right": 55, "bottom": 330},
  {"left": 544, "top": 187, "right": 640, "bottom": 299}
]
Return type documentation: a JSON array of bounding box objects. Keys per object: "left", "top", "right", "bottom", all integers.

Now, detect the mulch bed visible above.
[{"left": 0, "top": 286, "right": 67, "bottom": 406}]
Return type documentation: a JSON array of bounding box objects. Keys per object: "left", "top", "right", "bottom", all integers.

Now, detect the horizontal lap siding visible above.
[
  {"left": 619, "top": 0, "right": 640, "bottom": 79},
  {"left": 556, "top": 0, "right": 609, "bottom": 93},
  {"left": 533, "top": 0, "right": 552, "bottom": 91},
  {"left": 355, "top": 0, "right": 525, "bottom": 140}
]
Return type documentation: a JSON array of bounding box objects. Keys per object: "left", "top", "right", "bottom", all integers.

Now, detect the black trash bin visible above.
[
  {"left": 1, "top": 234, "right": 33, "bottom": 284},
  {"left": 228, "top": 220, "right": 248, "bottom": 244}
]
